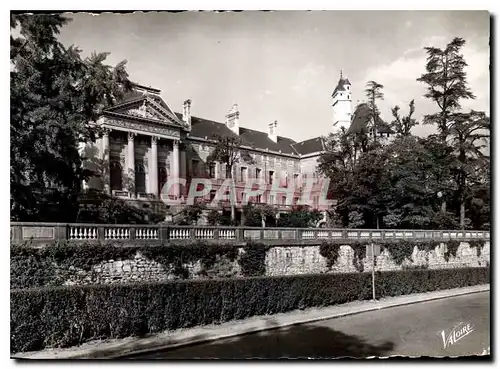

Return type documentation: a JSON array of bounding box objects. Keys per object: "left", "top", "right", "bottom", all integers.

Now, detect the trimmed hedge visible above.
[{"left": 11, "top": 267, "right": 489, "bottom": 353}]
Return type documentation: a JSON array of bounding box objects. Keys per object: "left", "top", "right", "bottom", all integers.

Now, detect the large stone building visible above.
[{"left": 82, "top": 74, "right": 392, "bottom": 221}]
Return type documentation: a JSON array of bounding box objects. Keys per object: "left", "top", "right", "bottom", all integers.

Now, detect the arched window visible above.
[
  {"left": 158, "top": 167, "right": 168, "bottom": 193},
  {"left": 110, "top": 161, "right": 123, "bottom": 191},
  {"left": 135, "top": 164, "right": 146, "bottom": 193}
]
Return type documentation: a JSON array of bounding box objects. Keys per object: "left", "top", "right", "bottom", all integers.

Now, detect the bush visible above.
[
  {"left": 238, "top": 242, "right": 269, "bottom": 277},
  {"left": 76, "top": 191, "right": 165, "bottom": 224},
  {"left": 276, "top": 206, "right": 323, "bottom": 228},
  {"left": 318, "top": 241, "right": 341, "bottom": 268},
  {"left": 375, "top": 267, "right": 489, "bottom": 297},
  {"left": 11, "top": 267, "right": 489, "bottom": 353}
]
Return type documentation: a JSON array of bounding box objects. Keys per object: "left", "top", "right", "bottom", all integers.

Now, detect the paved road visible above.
[{"left": 125, "top": 292, "right": 490, "bottom": 359}]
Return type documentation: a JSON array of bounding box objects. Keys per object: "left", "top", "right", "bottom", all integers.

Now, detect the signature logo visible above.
[{"left": 440, "top": 322, "right": 475, "bottom": 349}]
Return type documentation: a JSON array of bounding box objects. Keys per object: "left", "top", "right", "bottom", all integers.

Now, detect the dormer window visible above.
[{"left": 347, "top": 86, "right": 350, "bottom": 90}]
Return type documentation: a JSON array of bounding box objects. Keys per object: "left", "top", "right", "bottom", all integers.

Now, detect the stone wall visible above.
[
  {"left": 265, "top": 241, "right": 490, "bottom": 276},
  {"left": 64, "top": 250, "right": 242, "bottom": 286},
  {"left": 54, "top": 241, "right": 490, "bottom": 286}
]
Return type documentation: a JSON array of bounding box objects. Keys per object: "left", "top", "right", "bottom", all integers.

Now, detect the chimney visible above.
[
  {"left": 225, "top": 104, "right": 240, "bottom": 135},
  {"left": 182, "top": 99, "right": 192, "bottom": 127},
  {"left": 268, "top": 120, "right": 278, "bottom": 142}
]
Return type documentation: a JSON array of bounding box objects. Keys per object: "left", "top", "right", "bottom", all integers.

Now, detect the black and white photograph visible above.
[{"left": 9, "top": 8, "right": 491, "bottom": 360}]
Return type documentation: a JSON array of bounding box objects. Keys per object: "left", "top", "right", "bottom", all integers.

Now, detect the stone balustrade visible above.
[{"left": 10, "top": 222, "right": 490, "bottom": 247}]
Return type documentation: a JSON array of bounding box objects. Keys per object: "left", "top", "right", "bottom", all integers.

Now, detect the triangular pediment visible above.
[
  {"left": 104, "top": 93, "right": 188, "bottom": 129},
  {"left": 116, "top": 101, "right": 165, "bottom": 120}
]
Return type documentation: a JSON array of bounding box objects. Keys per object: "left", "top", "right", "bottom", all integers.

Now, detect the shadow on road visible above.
[{"left": 126, "top": 321, "right": 395, "bottom": 359}]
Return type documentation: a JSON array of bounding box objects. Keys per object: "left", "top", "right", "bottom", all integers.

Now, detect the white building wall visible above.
[{"left": 332, "top": 83, "right": 352, "bottom": 133}]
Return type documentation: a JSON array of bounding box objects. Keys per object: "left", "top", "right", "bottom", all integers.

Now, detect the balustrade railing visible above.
[{"left": 10, "top": 222, "right": 491, "bottom": 246}]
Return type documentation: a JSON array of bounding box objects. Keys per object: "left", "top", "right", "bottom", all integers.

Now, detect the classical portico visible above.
[{"left": 87, "top": 84, "right": 189, "bottom": 201}]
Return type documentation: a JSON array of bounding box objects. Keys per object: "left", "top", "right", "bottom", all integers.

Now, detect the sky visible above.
[{"left": 57, "top": 10, "right": 490, "bottom": 142}]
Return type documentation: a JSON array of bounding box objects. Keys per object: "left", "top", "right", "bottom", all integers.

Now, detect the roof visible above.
[
  {"left": 132, "top": 83, "right": 161, "bottom": 94},
  {"left": 292, "top": 136, "right": 325, "bottom": 155},
  {"left": 177, "top": 113, "right": 303, "bottom": 155},
  {"left": 377, "top": 122, "right": 395, "bottom": 134},
  {"left": 119, "top": 89, "right": 144, "bottom": 104},
  {"left": 347, "top": 103, "right": 371, "bottom": 134},
  {"left": 332, "top": 78, "right": 351, "bottom": 96},
  {"left": 347, "top": 103, "right": 394, "bottom": 135},
  {"left": 111, "top": 83, "right": 327, "bottom": 156},
  {"left": 105, "top": 87, "right": 185, "bottom": 128}
]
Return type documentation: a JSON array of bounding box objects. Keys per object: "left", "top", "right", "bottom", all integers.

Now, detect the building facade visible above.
[{"left": 82, "top": 74, "right": 390, "bottom": 220}]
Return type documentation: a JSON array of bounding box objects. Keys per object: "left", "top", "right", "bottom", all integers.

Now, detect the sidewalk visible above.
[{"left": 13, "top": 284, "right": 490, "bottom": 359}]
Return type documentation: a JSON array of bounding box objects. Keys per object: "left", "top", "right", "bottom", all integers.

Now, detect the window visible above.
[
  {"left": 110, "top": 161, "right": 123, "bottom": 191},
  {"left": 269, "top": 195, "right": 275, "bottom": 204},
  {"left": 225, "top": 165, "right": 231, "bottom": 179},
  {"left": 135, "top": 164, "right": 146, "bottom": 193},
  {"left": 281, "top": 196, "right": 287, "bottom": 205},
  {"left": 269, "top": 170, "right": 274, "bottom": 185},
  {"left": 158, "top": 167, "right": 168, "bottom": 193},
  {"left": 209, "top": 163, "right": 216, "bottom": 178},
  {"left": 191, "top": 160, "right": 200, "bottom": 177},
  {"left": 240, "top": 167, "right": 247, "bottom": 182},
  {"left": 294, "top": 173, "right": 299, "bottom": 187},
  {"left": 209, "top": 190, "right": 216, "bottom": 201},
  {"left": 294, "top": 197, "right": 300, "bottom": 205},
  {"left": 255, "top": 168, "right": 261, "bottom": 179},
  {"left": 256, "top": 194, "right": 262, "bottom": 203}
]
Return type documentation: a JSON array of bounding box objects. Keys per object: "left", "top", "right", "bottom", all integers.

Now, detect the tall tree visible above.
[
  {"left": 11, "top": 14, "right": 131, "bottom": 221},
  {"left": 365, "top": 80, "right": 384, "bottom": 143},
  {"left": 380, "top": 136, "right": 442, "bottom": 229},
  {"left": 417, "top": 37, "right": 475, "bottom": 140},
  {"left": 391, "top": 99, "right": 419, "bottom": 136},
  {"left": 447, "top": 110, "right": 490, "bottom": 229},
  {"left": 318, "top": 129, "right": 389, "bottom": 228},
  {"left": 207, "top": 134, "right": 243, "bottom": 221}
]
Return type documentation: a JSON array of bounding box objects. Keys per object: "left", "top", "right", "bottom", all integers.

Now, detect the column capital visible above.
[
  {"left": 151, "top": 135, "right": 160, "bottom": 144},
  {"left": 128, "top": 132, "right": 137, "bottom": 141},
  {"left": 173, "top": 139, "right": 180, "bottom": 148},
  {"left": 103, "top": 127, "right": 111, "bottom": 136}
]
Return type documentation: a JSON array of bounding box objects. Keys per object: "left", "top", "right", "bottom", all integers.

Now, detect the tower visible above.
[{"left": 331, "top": 71, "right": 352, "bottom": 133}]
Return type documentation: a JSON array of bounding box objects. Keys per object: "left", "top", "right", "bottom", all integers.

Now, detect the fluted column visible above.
[
  {"left": 102, "top": 128, "right": 110, "bottom": 194},
  {"left": 127, "top": 132, "right": 136, "bottom": 197},
  {"left": 172, "top": 140, "right": 180, "bottom": 198},
  {"left": 150, "top": 136, "right": 159, "bottom": 197},
  {"left": 180, "top": 150, "right": 186, "bottom": 179}
]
